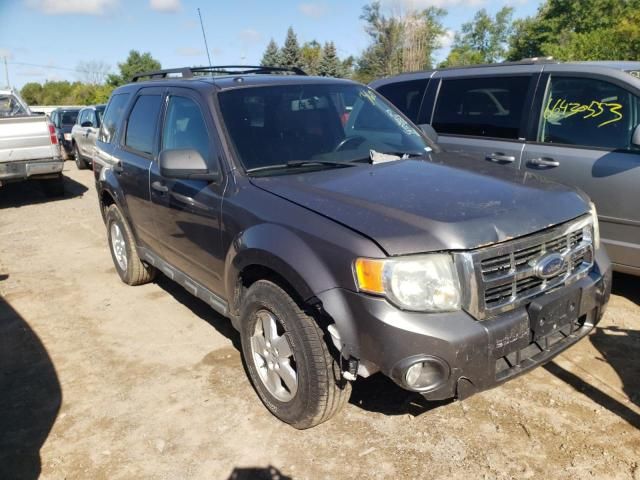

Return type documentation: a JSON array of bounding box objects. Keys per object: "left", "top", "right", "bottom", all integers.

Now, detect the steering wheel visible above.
[{"left": 333, "top": 135, "right": 366, "bottom": 152}]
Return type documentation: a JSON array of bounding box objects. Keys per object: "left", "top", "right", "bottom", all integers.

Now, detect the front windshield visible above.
[{"left": 218, "top": 84, "right": 432, "bottom": 173}]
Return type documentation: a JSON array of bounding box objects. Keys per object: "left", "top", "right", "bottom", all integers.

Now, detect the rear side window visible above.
[
  {"left": 124, "top": 95, "right": 162, "bottom": 155},
  {"left": 432, "top": 76, "right": 531, "bottom": 139},
  {"left": 539, "top": 76, "right": 640, "bottom": 150},
  {"left": 376, "top": 79, "right": 427, "bottom": 123},
  {"left": 162, "top": 96, "right": 211, "bottom": 164},
  {"left": 99, "top": 94, "right": 130, "bottom": 143}
]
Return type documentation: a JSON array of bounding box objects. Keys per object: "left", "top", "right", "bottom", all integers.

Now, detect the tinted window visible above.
[
  {"left": 432, "top": 76, "right": 531, "bottom": 139},
  {"left": 61, "top": 110, "right": 78, "bottom": 125},
  {"left": 377, "top": 79, "right": 427, "bottom": 123},
  {"left": 99, "top": 94, "right": 130, "bottom": 143},
  {"left": 162, "top": 96, "right": 211, "bottom": 163},
  {"left": 124, "top": 95, "right": 162, "bottom": 155},
  {"left": 219, "top": 84, "right": 431, "bottom": 172},
  {"left": 540, "top": 76, "right": 640, "bottom": 150}
]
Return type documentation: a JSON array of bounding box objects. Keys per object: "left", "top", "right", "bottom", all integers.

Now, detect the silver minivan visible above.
[
  {"left": 71, "top": 104, "right": 105, "bottom": 169},
  {"left": 372, "top": 60, "right": 640, "bottom": 276}
]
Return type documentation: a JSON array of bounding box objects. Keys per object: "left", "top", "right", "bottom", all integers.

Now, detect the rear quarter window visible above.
[{"left": 432, "top": 76, "right": 531, "bottom": 140}]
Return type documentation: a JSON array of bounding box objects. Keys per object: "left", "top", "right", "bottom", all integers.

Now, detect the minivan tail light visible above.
[{"left": 48, "top": 123, "right": 58, "bottom": 145}]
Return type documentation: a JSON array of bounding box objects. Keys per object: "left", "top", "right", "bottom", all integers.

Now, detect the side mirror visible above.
[
  {"left": 81, "top": 121, "right": 93, "bottom": 128},
  {"left": 419, "top": 123, "right": 439, "bottom": 144},
  {"left": 632, "top": 124, "right": 640, "bottom": 147},
  {"left": 159, "top": 148, "right": 219, "bottom": 182}
]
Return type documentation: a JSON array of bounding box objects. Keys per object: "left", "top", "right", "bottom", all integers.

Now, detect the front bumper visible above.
[
  {"left": 318, "top": 248, "right": 612, "bottom": 400},
  {"left": 0, "top": 158, "right": 64, "bottom": 184}
]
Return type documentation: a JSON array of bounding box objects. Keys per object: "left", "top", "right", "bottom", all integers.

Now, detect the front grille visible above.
[{"left": 457, "top": 215, "right": 594, "bottom": 320}]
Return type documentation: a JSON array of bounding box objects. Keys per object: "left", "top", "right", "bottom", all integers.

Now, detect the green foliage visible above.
[
  {"left": 300, "top": 40, "right": 322, "bottom": 75},
  {"left": 442, "top": 7, "right": 513, "bottom": 67},
  {"left": 507, "top": 0, "right": 640, "bottom": 61},
  {"left": 20, "top": 80, "right": 113, "bottom": 106},
  {"left": 261, "top": 39, "right": 282, "bottom": 67},
  {"left": 355, "top": 2, "right": 445, "bottom": 82},
  {"left": 318, "top": 42, "right": 341, "bottom": 77},
  {"left": 280, "top": 27, "right": 302, "bottom": 69},
  {"left": 106, "top": 50, "right": 161, "bottom": 87}
]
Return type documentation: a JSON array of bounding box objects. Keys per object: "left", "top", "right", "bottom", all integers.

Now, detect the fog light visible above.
[{"left": 401, "top": 357, "right": 449, "bottom": 391}]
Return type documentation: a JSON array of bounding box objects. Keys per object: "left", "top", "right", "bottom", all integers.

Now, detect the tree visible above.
[
  {"left": 507, "top": 0, "right": 640, "bottom": 61},
  {"left": 355, "top": 2, "right": 445, "bottom": 83},
  {"left": 20, "top": 82, "right": 43, "bottom": 105},
  {"left": 443, "top": 7, "right": 513, "bottom": 67},
  {"left": 318, "top": 42, "right": 341, "bottom": 77},
  {"left": 261, "top": 39, "right": 282, "bottom": 67},
  {"left": 107, "top": 50, "right": 161, "bottom": 87},
  {"left": 76, "top": 60, "right": 111, "bottom": 85},
  {"left": 300, "top": 40, "right": 322, "bottom": 75},
  {"left": 280, "top": 27, "right": 302, "bottom": 69}
]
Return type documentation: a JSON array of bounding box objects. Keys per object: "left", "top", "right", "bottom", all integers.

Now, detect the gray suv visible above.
[
  {"left": 71, "top": 104, "right": 105, "bottom": 169},
  {"left": 94, "top": 65, "right": 610, "bottom": 428},
  {"left": 371, "top": 60, "right": 640, "bottom": 276}
]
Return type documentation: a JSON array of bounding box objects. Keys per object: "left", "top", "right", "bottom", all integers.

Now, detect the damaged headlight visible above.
[{"left": 354, "top": 254, "right": 461, "bottom": 312}]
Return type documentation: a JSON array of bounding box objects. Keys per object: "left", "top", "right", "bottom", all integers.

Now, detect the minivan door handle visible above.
[
  {"left": 151, "top": 181, "right": 169, "bottom": 193},
  {"left": 485, "top": 152, "right": 516, "bottom": 163},
  {"left": 527, "top": 157, "right": 560, "bottom": 168}
]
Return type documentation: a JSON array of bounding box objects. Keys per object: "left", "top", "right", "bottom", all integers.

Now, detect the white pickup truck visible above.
[{"left": 0, "top": 89, "right": 64, "bottom": 196}]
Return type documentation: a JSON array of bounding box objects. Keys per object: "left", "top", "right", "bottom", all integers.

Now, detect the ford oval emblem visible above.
[{"left": 534, "top": 253, "right": 566, "bottom": 279}]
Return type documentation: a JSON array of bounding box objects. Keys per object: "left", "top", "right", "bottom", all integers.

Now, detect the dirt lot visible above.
[{"left": 1, "top": 165, "right": 639, "bottom": 480}]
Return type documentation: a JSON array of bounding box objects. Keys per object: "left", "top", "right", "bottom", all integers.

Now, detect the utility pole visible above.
[
  {"left": 197, "top": 8, "right": 213, "bottom": 68},
  {"left": 3, "top": 56, "right": 9, "bottom": 88}
]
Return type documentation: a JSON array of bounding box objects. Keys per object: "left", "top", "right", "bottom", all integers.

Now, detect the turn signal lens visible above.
[{"left": 354, "top": 258, "right": 385, "bottom": 294}]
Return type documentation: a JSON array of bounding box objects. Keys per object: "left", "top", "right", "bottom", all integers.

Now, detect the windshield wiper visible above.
[
  {"left": 348, "top": 149, "right": 428, "bottom": 165},
  {"left": 246, "top": 160, "right": 354, "bottom": 174}
]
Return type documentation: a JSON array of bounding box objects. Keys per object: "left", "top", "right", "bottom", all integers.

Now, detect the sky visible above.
[{"left": 0, "top": 0, "right": 542, "bottom": 89}]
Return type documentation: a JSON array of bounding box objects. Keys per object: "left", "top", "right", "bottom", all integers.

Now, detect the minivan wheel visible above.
[
  {"left": 74, "top": 144, "right": 86, "bottom": 170},
  {"left": 240, "top": 280, "right": 351, "bottom": 429},
  {"left": 105, "top": 205, "right": 156, "bottom": 286}
]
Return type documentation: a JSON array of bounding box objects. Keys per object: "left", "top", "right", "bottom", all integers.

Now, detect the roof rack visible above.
[{"left": 131, "top": 65, "right": 307, "bottom": 82}]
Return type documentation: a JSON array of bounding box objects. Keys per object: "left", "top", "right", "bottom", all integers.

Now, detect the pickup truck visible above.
[
  {"left": 94, "top": 66, "right": 612, "bottom": 429},
  {"left": 0, "top": 89, "right": 64, "bottom": 196}
]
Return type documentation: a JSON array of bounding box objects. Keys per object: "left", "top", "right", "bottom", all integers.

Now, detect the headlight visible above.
[
  {"left": 588, "top": 202, "right": 600, "bottom": 250},
  {"left": 354, "top": 254, "right": 461, "bottom": 312}
]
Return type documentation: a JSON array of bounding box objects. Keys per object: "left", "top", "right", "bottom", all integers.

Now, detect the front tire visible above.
[
  {"left": 74, "top": 143, "right": 87, "bottom": 170},
  {"left": 240, "top": 280, "right": 351, "bottom": 429},
  {"left": 105, "top": 205, "right": 156, "bottom": 286}
]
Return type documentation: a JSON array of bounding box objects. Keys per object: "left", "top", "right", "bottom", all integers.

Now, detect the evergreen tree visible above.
[
  {"left": 318, "top": 42, "right": 341, "bottom": 77},
  {"left": 300, "top": 40, "right": 322, "bottom": 75},
  {"left": 280, "top": 27, "right": 302, "bottom": 69},
  {"left": 260, "top": 39, "right": 282, "bottom": 67},
  {"left": 106, "top": 50, "right": 161, "bottom": 87}
]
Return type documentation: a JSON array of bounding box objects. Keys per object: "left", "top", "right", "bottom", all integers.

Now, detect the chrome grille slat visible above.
[{"left": 457, "top": 215, "right": 594, "bottom": 320}]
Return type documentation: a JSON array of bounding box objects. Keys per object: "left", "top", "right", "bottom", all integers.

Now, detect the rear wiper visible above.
[{"left": 246, "top": 160, "right": 354, "bottom": 174}]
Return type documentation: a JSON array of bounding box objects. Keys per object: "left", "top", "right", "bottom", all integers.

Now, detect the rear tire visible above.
[
  {"left": 240, "top": 280, "right": 351, "bottom": 429},
  {"left": 74, "top": 143, "right": 87, "bottom": 170},
  {"left": 105, "top": 205, "right": 156, "bottom": 286},
  {"left": 40, "top": 175, "right": 65, "bottom": 197}
]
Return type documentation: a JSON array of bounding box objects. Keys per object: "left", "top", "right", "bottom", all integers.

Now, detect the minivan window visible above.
[
  {"left": 432, "top": 76, "right": 531, "bottom": 139},
  {"left": 162, "top": 96, "right": 211, "bottom": 163},
  {"left": 61, "top": 110, "right": 78, "bottom": 126},
  {"left": 99, "top": 94, "right": 130, "bottom": 143},
  {"left": 218, "top": 84, "right": 432, "bottom": 173},
  {"left": 539, "top": 76, "right": 640, "bottom": 151},
  {"left": 377, "top": 79, "right": 428, "bottom": 123},
  {"left": 125, "top": 95, "right": 162, "bottom": 155}
]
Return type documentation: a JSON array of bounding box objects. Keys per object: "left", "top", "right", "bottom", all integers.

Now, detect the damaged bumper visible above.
[{"left": 317, "top": 249, "right": 612, "bottom": 401}]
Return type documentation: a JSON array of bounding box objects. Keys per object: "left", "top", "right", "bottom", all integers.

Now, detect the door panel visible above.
[
  {"left": 150, "top": 89, "right": 226, "bottom": 295},
  {"left": 429, "top": 73, "right": 538, "bottom": 169},
  {"left": 522, "top": 73, "right": 640, "bottom": 271}
]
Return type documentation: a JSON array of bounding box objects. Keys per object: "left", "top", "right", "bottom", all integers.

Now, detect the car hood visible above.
[{"left": 250, "top": 152, "right": 589, "bottom": 256}]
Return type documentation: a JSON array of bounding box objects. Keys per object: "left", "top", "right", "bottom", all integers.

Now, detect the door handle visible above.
[
  {"left": 151, "top": 181, "right": 169, "bottom": 193},
  {"left": 112, "top": 161, "right": 123, "bottom": 174},
  {"left": 485, "top": 152, "right": 516, "bottom": 163},
  {"left": 528, "top": 157, "right": 560, "bottom": 168}
]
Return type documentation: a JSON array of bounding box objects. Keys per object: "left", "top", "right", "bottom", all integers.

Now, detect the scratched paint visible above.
[{"left": 543, "top": 96, "right": 623, "bottom": 128}]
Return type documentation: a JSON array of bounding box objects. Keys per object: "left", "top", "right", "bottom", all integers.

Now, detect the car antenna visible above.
[{"left": 197, "top": 8, "right": 213, "bottom": 70}]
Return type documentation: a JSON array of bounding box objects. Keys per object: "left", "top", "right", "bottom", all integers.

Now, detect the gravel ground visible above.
[{"left": 1, "top": 165, "right": 639, "bottom": 480}]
